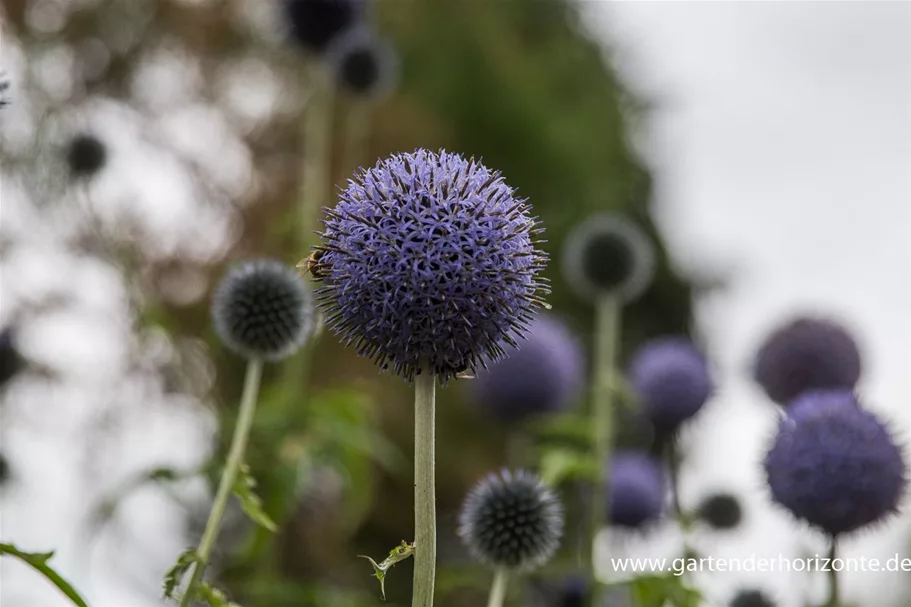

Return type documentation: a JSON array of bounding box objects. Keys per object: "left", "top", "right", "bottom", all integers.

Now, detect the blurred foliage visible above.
[{"left": 3, "top": 0, "right": 697, "bottom": 606}]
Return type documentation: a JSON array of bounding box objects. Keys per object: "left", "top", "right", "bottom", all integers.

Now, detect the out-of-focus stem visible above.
[
  {"left": 342, "top": 99, "right": 371, "bottom": 177},
  {"left": 412, "top": 370, "right": 437, "bottom": 607},
  {"left": 826, "top": 537, "right": 840, "bottom": 607},
  {"left": 486, "top": 568, "right": 509, "bottom": 607},
  {"left": 298, "top": 64, "right": 335, "bottom": 250},
  {"left": 589, "top": 295, "right": 620, "bottom": 591},
  {"left": 179, "top": 358, "right": 263, "bottom": 607}
]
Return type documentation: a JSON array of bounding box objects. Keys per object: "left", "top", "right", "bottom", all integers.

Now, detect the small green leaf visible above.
[
  {"left": 539, "top": 447, "right": 599, "bottom": 486},
  {"left": 359, "top": 540, "right": 415, "bottom": 600},
  {"left": 198, "top": 583, "right": 243, "bottom": 607},
  {"left": 233, "top": 463, "right": 277, "bottom": 532},
  {"left": 162, "top": 547, "right": 199, "bottom": 599},
  {"left": 630, "top": 573, "right": 701, "bottom": 607},
  {"left": 0, "top": 543, "right": 90, "bottom": 607}
]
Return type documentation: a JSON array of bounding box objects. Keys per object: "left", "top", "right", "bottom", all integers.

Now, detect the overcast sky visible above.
[{"left": 585, "top": 2, "right": 911, "bottom": 605}]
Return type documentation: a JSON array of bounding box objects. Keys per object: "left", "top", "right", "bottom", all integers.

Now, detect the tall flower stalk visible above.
[{"left": 412, "top": 370, "right": 437, "bottom": 607}]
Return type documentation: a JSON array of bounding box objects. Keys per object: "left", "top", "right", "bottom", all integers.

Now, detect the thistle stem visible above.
[
  {"left": 179, "top": 358, "right": 263, "bottom": 607},
  {"left": 412, "top": 371, "right": 437, "bottom": 607},
  {"left": 589, "top": 295, "right": 620, "bottom": 588},
  {"left": 826, "top": 537, "right": 840, "bottom": 607},
  {"left": 486, "top": 568, "right": 509, "bottom": 607}
]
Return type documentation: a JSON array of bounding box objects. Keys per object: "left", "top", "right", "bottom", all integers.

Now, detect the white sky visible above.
[{"left": 586, "top": 2, "right": 911, "bottom": 605}]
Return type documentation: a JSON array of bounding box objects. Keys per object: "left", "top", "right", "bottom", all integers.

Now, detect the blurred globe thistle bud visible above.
[
  {"left": 561, "top": 213, "right": 654, "bottom": 303},
  {"left": 607, "top": 451, "right": 665, "bottom": 529},
  {"left": 458, "top": 469, "right": 563, "bottom": 571},
  {"left": 470, "top": 313, "right": 585, "bottom": 424},
  {"left": 627, "top": 337, "right": 712, "bottom": 435},
  {"left": 314, "top": 149, "right": 549, "bottom": 383},
  {"left": 730, "top": 589, "right": 776, "bottom": 607},
  {"left": 326, "top": 27, "right": 398, "bottom": 99},
  {"left": 764, "top": 391, "right": 906, "bottom": 536},
  {"left": 283, "top": 0, "right": 364, "bottom": 55},
  {"left": 695, "top": 492, "right": 742, "bottom": 530},
  {"left": 212, "top": 259, "right": 314, "bottom": 361},
  {"left": 556, "top": 576, "right": 587, "bottom": 607},
  {"left": 66, "top": 133, "right": 107, "bottom": 178},
  {"left": 753, "top": 316, "right": 862, "bottom": 406},
  {"left": 0, "top": 326, "right": 25, "bottom": 390}
]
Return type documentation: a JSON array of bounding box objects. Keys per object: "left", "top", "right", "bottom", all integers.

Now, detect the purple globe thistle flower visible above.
[
  {"left": 628, "top": 337, "right": 713, "bottom": 434},
  {"left": 283, "top": 0, "right": 364, "bottom": 55},
  {"left": 696, "top": 491, "right": 742, "bottom": 530},
  {"left": 212, "top": 259, "right": 314, "bottom": 361},
  {"left": 325, "top": 27, "right": 398, "bottom": 99},
  {"left": 66, "top": 133, "right": 106, "bottom": 178},
  {"left": 763, "top": 391, "right": 907, "bottom": 536},
  {"left": 470, "top": 313, "right": 584, "bottom": 423},
  {"left": 561, "top": 213, "right": 654, "bottom": 303},
  {"left": 0, "top": 326, "right": 24, "bottom": 389},
  {"left": 458, "top": 469, "right": 563, "bottom": 571},
  {"left": 730, "top": 589, "right": 776, "bottom": 607},
  {"left": 607, "top": 451, "right": 665, "bottom": 529},
  {"left": 753, "top": 316, "right": 862, "bottom": 406},
  {"left": 313, "top": 149, "right": 549, "bottom": 383}
]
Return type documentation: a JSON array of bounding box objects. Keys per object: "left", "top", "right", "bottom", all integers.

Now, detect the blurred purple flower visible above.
[
  {"left": 607, "top": 451, "right": 665, "bottom": 529},
  {"left": 283, "top": 0, "right": 364, "bottom": 54},
  {"left": 470, "top": 313, "right": 584, "bottom": 423},
  {"left": 326, "top": 27, "right": 398, "bottom": 99},
  {"left": 628, "top": 337, "right": 712, "bottom": 434},
  {"left": 315, "top": 149, "right": 549, "bottom": 382},
  {"left": 753, "top": 316, "right": 862, "bottom": 406},
  {"left": 696, "top": 491, "right": 742, "bottom": 530},
  {"left": 764, "top": 391, "right": 906, "bottom": 536}
]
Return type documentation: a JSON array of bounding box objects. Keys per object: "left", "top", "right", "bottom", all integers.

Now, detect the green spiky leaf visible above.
[
  {"left": 233, "top": 463, "right": 277, "bottom": 532},
  {"left": 162, "top": 547, "right": 199, "bottom": 599}
]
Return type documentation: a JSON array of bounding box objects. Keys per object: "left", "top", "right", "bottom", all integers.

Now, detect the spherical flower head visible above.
[
  {"left": 66, "top": 133, "right": 106, "bottom": 177},
  {"left": 696, "top": 492, "right": 742, "bottom": 530},
  {"left": 326, "top": 27, "right": 398, "bottom": 99},
  {"left": 763, "top": 390, "right": 907, "bottom": 536},
  {"left": 212, "top": 259, "right": 313, "bottom": 361},
  {"left": 628, "top": 337, "right": 713, "bottom": 434},
  {"left": 283, "top": 0, "right": 364, "bottom": 55},
  {"left": 0, "top": 327, "right": 25, "bottom": 389},
  {"left": 315, "top": 149, "right": 549, "bottom": 383},
  {"left": 730, "top": 589, "right": 776, "bottom": 607},
  {"left": 470, "top": 313, "right": 584, "bottom": 423},
  {"left": 753, "top": 315, "right": 862, "bottom": 405},
  {"left": 607, "top": 451, "right": 665, "bottom": 529},
  {"left": 458, "top": 469, "right": 563, "bottom": 571},
  {"left": 561, "top": 213, "right": 654, "bottom": 303}
]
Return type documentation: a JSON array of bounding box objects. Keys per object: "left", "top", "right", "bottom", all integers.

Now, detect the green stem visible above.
[
  {"left": 589, "top": 295, "right": 620, "bottom": 590},
  {"left": 826, "top": 537, "right": 840, "bottom": 607},
  {"left": 179, "top": 358, "right": 264, "bottom": 607},
  {"left": 299, "top": 64, "right": 334, "bottom": 250},
  {"left": 486, "top": 568, "right": 509, "bottom": 607},
  {"left": 412, "top": 371, "right": 437, "bottom": 607},
  {"left": 342, "top": 99, "right": 371, "bottom": 177}
]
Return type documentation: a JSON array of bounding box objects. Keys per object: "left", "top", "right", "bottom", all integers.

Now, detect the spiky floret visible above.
[
  {"left": 326, "top": 27, "right": 398, "bottom": 99},
  {"left": 763, "top": 391, "right": 907, "bottom": 536},
  {"left": 470, "top": 312, "right": 584, "bottom": 423},
  {"left": 607, "top": 451, "right": 665, "bottom": 529},
  {"left": 314, "top": 149, "right": 549, "bottom": 383},
  {"left": 696, "top": 492, "right": 742, "bottom": 530},
  {"left": 628, "top": 337, "right": 713, "bottom": 434},
  {"left": 67, "top": 133, "right": 106, "bottom": 177},
  {"left": 458, "top": 469, "right": 563, "bottom": 571},
  {"left": 753, "top": 315, "right": 862, "bottom": 405},
  {"left": 730, "top": 589, "right": 776, "bottom": 607},
  {"left": 212, "top": 259, "right": 313, "bottom": 361},
  {"left": 283, "top": 0, "right": 363, "bottom": 55},
  {"left": 561, "top": 212, "right": 654, "bottom": 303}
]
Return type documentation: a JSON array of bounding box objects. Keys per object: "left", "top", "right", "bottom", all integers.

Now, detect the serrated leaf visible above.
[
  {"left": 359, "top": 540, "right": 415, "bottom": 600},
  {"left": 162, "top": 547, "right": 199, "bottom": 599},
  {"left": 233, "top": 463, "right": 277, "bottom": 532},
  {"left": 198, "top": 583, "right": 243, "bottom": 607},
  {"left": 0, "top": 543, "right": 90, "bottom": 607}
]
